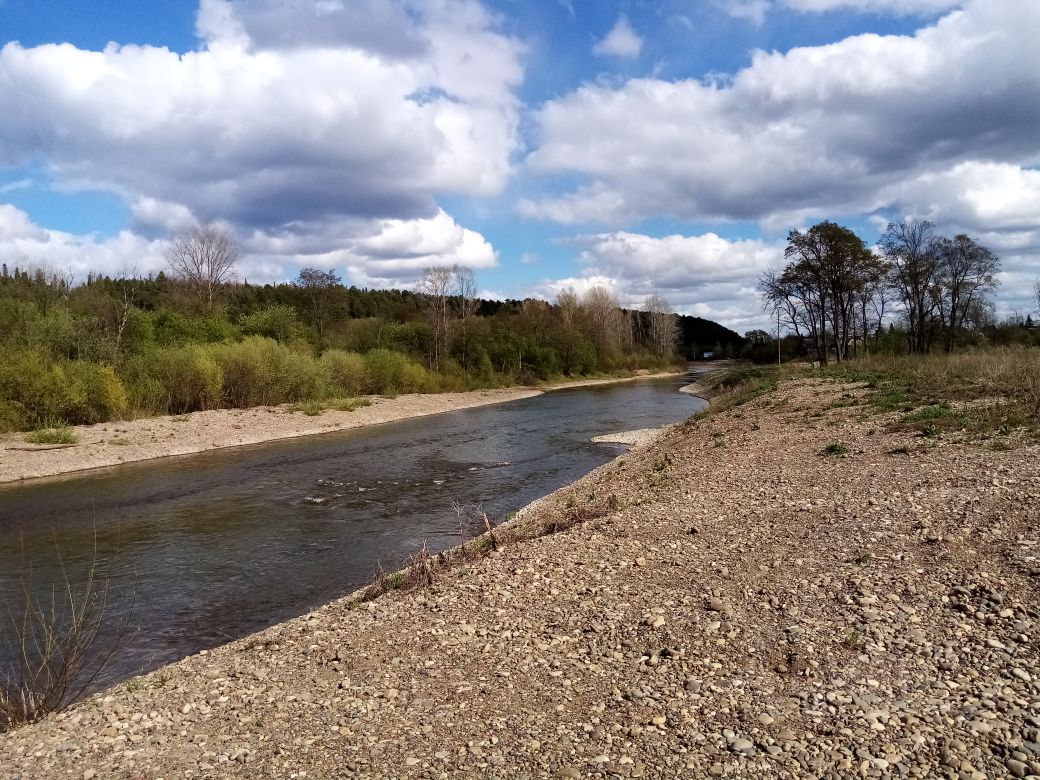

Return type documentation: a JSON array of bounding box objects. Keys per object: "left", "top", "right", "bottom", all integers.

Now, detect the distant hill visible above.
[{"left": 677, "top": 315, "right": 745, "bottom": 359}]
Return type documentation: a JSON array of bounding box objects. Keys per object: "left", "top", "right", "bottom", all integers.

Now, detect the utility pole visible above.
[{"left": 777, "top": 308, "right": 782, "bottom": 366}]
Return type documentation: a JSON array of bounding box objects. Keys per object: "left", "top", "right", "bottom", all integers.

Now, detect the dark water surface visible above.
[{"left": 0, "top": 373, "right": 704, "bottom": 685}]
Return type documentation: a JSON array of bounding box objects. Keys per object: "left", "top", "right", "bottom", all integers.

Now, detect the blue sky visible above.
[{"left": 1, "top": 0, "right": 1037, "bottom": 331}]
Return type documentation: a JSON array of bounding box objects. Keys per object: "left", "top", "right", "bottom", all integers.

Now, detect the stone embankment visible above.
[{"left": 3, "top": 378, "right": 1039, "bottom": 779}]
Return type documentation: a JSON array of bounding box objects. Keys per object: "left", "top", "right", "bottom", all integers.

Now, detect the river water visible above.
[{"left": 0, "top": 373, "right": 704, "bottom": 686}]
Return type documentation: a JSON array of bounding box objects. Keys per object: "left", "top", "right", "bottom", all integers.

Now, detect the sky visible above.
[{"left": 0, "top": 0, "right": 1038, "bottom": 333}]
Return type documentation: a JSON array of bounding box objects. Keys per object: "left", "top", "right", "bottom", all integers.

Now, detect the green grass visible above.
[
  {"left": 817, "top": 347, "right": 1040, "bottom": 437},
  {"left": 327, "top": 397, "right": 372, "bottom": 412},
  {"left": 25, "top": 423, "right": 78, "bottom": 445}
]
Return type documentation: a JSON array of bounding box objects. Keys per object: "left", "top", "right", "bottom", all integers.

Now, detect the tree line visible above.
[
  {"left": 0, "top": 229, "right": 743, "bottom": 432},
  {"left": 759, "top": 219, "right": 1011, "bottom": 363}
]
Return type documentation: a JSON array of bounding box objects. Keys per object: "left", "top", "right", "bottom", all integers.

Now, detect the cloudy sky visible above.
[{"left": 1, "top": 0, "right": 1037, "bottom": 332}]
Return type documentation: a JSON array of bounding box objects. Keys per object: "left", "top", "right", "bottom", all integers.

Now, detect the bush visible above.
[
  {"left": 153, "top": 346, "right": 223, "bottom": 414},
  {"left": 321, "top": 349, "right": 367, "bottom": 396},
  {"left": 0, "top": 351, "right": 128, "bottom": 427},
  {"left": 238, "top": 305, "right": 303, "bottom": 343},
  {"left": 208, "top": 337, "right": 322, "bottom": 408},
  {"left": 363, "top": 348, "right": 433, "bottom": 395}
]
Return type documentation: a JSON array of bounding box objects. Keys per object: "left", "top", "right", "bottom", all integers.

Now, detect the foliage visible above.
[{"left": 25, "top": 423, "right": 78, "bottom": 445}]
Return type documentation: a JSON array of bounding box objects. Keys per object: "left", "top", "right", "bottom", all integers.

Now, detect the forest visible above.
[{"left": 0, "top": 254, "right": 742, "bottom": 433}]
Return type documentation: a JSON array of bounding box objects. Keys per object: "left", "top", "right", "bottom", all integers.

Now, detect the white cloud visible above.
[
  {"left": 241, "top": 208, "right": 498, "bottom": 287},
  {"left": 526, "top": 0, "right": 1040, "bottom": 231},
  {"left": 725, "top": 0, "right": 964, "bottom": 23},
  {"left": 592, "top": 16, "right": 643, "bottom": 59},
  {"left": 0, "top": 0, "right": 524, "bottom": 236},
  {"left": 533, "top": 231, "right": 784, "bottom": 331},
  {"left": 0, "top": 204, "right": 167, "bottom": 278}
]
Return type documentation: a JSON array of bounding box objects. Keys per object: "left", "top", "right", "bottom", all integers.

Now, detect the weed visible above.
[
  {"left": 822, "top": 441, "right": 850, "bottom": 456},
  {"left": 888, "top": 445, "right": 912, "bottom": 455},
  {"left": 25, "top": 423, "right": 78, "bottom": 446},
  {"left": 286, "top": 400, "right": 326, "bottom": 416},
  {"left": 326, "top": 397, "right": 371, "bottom": 412}
]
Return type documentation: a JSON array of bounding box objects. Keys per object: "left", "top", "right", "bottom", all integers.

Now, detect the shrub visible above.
[
  {"left": 208, "top": 337, "right": 322, "bottom": 408},
  {"left": 363, "top": 348, "right": 433, "bottom": 395},
  {"left": 320, "top": 350, "right": 367, "bottom": 396},
  {"left": 0, "top": 351, "right": 128, "bottom": 427},
  {"left": 153, "top": 346, "right": 223, "bottom": 414},
  {"left": 0, "top": 400, "right": 27, "bottom": 433},
  {"left": 238, "top": 305, "right": 303, "bottom": 343}
]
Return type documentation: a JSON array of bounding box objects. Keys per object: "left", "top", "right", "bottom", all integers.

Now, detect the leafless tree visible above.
[
  {"left": 452, "top": 265, "right": 480, "bottom": 369},
  {"left": 416, "top": 266, "right": 455, "bottom": 368},
  {"left": 581, "top": 286, "right": 630, "bottom": 356},
  {"left": 1034, "top": 279, "right": 1040, "bottom": 316},
  {"left": 165, "top": 224, "right": 240, "bottom": 311},
  {"left": 296, "top": 267, "right": 341, "bottom": 343},
  {"left": 643, "top": 294, "right": 680, "bottom": 356}
]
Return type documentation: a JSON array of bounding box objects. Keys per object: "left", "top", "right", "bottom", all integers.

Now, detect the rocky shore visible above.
[{"left": 2, "top": 377, "right": 1038, "bottom": 779}]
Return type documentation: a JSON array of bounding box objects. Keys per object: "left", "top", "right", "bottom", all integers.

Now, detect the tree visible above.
[
  {"left": 878, "top": 220, "right": 940, "bottom": 354},
  {"left": 164, "top": 224, "right": 239, "bottom": 311},
  {"left": 296, "top": 267, "right": 341, "bottom": 344},
  {"left": 932, "top": 234, "right": 1000, "bottom": 352},
  {"left": 766, "top": 221, "right": 878, "bottom": 363},
  {"left": 643, "top": 294, "right": 679, "bottom": 356},
  {"left": 452, "top": 265, "right": 479, "bottom": 370},
  {"left": 415, "top": 266, "right": 455, "bottom": 368}
]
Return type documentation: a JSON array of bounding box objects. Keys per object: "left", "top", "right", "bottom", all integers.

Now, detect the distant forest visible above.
[{"left": 0, "top": 259, "right": 743, "bottom": 432}]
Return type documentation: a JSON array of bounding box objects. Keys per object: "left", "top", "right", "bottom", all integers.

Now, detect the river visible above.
[{"left": 0, "top": 373, "right": 705, "bottom": 687}]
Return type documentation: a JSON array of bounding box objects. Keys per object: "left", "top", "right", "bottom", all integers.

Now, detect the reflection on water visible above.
[{"left": 0, "top": 374, "right": 704, "bottom": 686}]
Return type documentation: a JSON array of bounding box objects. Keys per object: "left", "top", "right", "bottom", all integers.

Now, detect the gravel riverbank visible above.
[{"left": 3, "top": 377, "right": 1038, "bottom": 779}]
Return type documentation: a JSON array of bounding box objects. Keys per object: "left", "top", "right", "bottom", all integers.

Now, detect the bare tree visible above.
[
  {"left": 878, "top": 220, "right": 940, "bottom": 354},
  {"left": 295, "top": 267, "right": 341, "bottom": 343},
  {"left": 165, "top": 224, "right": 240, "bottom": 311},
  {"left": 1034, "top": 278, "right": 1040, "bottom": 316},
  {"left": 416, "top": 266, "right": 454, "bottom": 368},
  {"left": 581, "top": 286, "right": 630, "bottom": 356},
  {"left": 933, "top": 234, "right": 1000, "bottom": 352},
  {"left": 452, "top": 265, "right": 479, "bottom": 370},
  {"left": 643, "top": 294, "right": 679, "bottom": 356}
]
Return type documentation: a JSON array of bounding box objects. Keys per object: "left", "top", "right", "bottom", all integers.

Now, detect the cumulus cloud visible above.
[
  {"left": 533, "top": 231, "right": 784, "bottom": 331},
  {"left": 0, "top": 204, "right": 167, "bottom": 278},
  {"left": 592, "top": 16, "right": 643, "bottom": 59},
  {"left": 241, "top": 209, "right": 498, "bottom": 287},
  {"left": 525, "top": 0, "right": 1040, "bottom": 231},
  {"left": 0, "top": 0, "right": 524, "bottom": 233}
]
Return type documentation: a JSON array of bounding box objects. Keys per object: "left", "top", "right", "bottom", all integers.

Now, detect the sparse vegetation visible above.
[
  {"left": 25, "top": 424, "right": 78, "bottom": 446},
  {"left": 1, "top": 540, "right": 130, "bottom": 732},
  {"left": 822, "top": 441, "right": 850, "bottom": 456}
]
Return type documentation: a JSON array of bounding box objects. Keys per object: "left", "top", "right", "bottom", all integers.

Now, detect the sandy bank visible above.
[
  {"left": 0, "top": 371, "right": 682, "bottom": 485},
  {"left": 5, "top": 377, "right": 1037, "bottom": 779}
]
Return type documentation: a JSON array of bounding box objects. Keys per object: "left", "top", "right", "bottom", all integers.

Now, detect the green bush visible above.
[
  {"left": 153, "top": 346, "right": 223, "bottom": 414},
  {"left": 208, "top": 337, "right": 322, "bottom": 408},
  {"left": 320, "top": 349, "right": 367, "bottom": 396},
  {"left": 363, "top": 348, "right": 433, "bottom": 394},
  {"left": 0, "top": 351, "right": 129, "bottom": 427},
  {"left": 0, "top": 400, "right": 27, "bottom": 433},
  {"left": 239, "top": 305, "right": 303, "bottom": 343}
]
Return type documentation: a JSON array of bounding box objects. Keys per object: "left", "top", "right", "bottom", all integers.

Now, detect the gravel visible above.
[{"left": 2, "top": 377, "right": 1038, "bottom": 780}]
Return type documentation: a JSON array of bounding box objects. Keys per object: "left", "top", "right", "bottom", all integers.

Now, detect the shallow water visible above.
[{"left": 0, "top": 373, "right": 705, "bottom": 686}]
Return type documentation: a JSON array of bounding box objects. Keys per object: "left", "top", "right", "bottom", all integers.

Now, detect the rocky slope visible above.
[{"left": 2, "top": 377, "right": 1038, "bottom": 779}]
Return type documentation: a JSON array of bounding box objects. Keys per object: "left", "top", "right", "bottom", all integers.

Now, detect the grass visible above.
[
  {"left": 822, "top": 441, "right": 850, "bottom": 456},
  {"left": 817, "top": 347, "right": 1040, "bottom": 436},
  {"left": 286, "top": 397, "right": 372, "bottom": 416},
  {"left": 25, "top": 423, "right": 78, "bottom": 445}
]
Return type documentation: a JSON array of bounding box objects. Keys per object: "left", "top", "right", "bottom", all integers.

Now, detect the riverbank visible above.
[
  {"left": 0, "top": 370, "right": 682, "bottom": 485},
  {"left": 8, "top": 374, "right": 1037, "bottom": 779}
]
